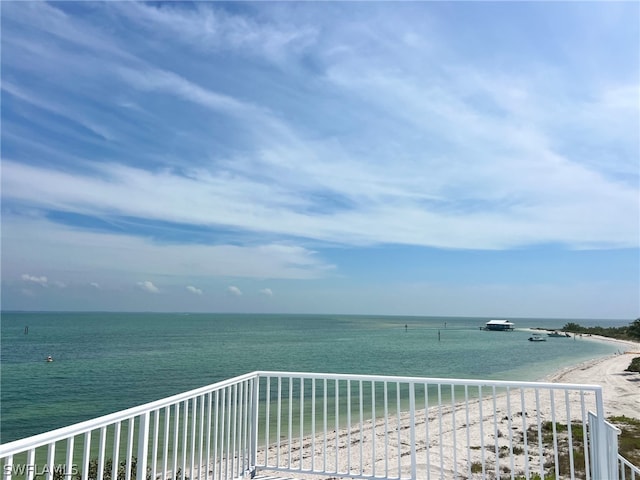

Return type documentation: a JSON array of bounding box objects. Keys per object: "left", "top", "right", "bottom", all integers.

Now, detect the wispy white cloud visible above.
[
  {"left": 186, "top": 285, "right": 203, "bottom": 295},
  {"left": 117, "top": 67, "right": 257, "bottom": 119},
  {"left": 227, "top": 286, "right": 242, "bottom": 297},
  {"left": 259, "top": 288, "right": 273, "bottom": 297},
  {"left": 2, "top": 217, "right": 333, "bottom": 280},
  {"left": 21, "top": 274, "right": 48, "bottom": 287},
  {"left": 3, "top": 2, "right": 636, "bottom": 252},
  {"left": 137, "top": 281, "right": 159, "bottom": 294},
  {"left": 108, "top": 2, "right": 318, "bottom": 62},
  {"left": 2, "top": 81, "right": 116, "bottom": 142},
  {"left": 90, "top": 282, "right": 100, "bottom": 289},
  {"left": 1, "top": 2, "right": 637, "bottom": 316},
  {"left": 2, "top": 157, "right": 636, "bottom": 249}
]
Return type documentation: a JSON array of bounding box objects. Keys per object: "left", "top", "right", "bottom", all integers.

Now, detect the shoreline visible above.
[
  {"left": 258, "top": 335, "right": 640, "bottom": 478},
  {"left": 543, "top": 334, "right": 640, "bottom": 418},
  {"left": 518, "top": 328, "right": 639, "bottom": 417}
]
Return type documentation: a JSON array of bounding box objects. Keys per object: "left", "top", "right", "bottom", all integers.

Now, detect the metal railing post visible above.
[
  {"left": 250, "top": 374, "right": 260, "bottom": 477},
  {"left": 594, "top": 389, "right": 618, "bottom": 480},
  {"left": 409, "top": 383, "right": 417, "bottom": 480},
  {"left": 3, "top": 455, "right": 13, "bottom": 480},
  {"left": 65, "top": 437, "right": 74, "bottom": 480},
  {"left": 137, "top": 413, "right": 150, "bottom": 480},
  {"left": 1, "top": 372, "right": 616, "bottom": 480}
]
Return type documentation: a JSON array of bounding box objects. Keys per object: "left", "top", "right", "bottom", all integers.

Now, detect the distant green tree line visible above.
[
  {"left": 562, "top": 319, "right": 640, "bottom": 374},
  {"left": 562, "top": 318, "right": 640, "bottom": 341}
]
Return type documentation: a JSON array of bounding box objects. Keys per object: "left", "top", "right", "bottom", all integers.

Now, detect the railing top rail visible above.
[
  {"left": 1, "top": 370, "right": 604, "bottom": 458},
  {"left": 588, "top": 410, "right": 622, "bottom": 434},
  {"left": 0, "top": 371, "right": 259, "bottom": 457},
  {"left": 254, "top": 370, "right": 604, "bottom": 392}
]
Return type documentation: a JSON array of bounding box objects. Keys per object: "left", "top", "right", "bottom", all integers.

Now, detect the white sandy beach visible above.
[
  {"left": 256, "top": 335, "right": 640, "bottom": 479},
  {"left": 545, "top": 335, "right": 640, "bottom": 419}
]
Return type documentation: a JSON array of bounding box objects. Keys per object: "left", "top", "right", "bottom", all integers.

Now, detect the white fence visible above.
[
  {"left": 1, "top": 372, "right": 259, "bottom": 480},
  {"left": 620, "top": 455, "right": 640, "bottom": 480},
  {"left": 254, "top": 373, "right": 610, "bottom": 480},
  {"left": 1, "top": 371, "right": 636, "bottom": 480}
]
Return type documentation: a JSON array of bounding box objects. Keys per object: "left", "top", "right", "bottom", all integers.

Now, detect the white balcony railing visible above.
[{"left": 1, "top": 371, "right": 638, "bottom": 480}]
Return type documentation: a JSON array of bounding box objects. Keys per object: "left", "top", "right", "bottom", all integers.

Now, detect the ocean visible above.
[{"left": 0, "top": 312, "right": 626, "bottom": 444}]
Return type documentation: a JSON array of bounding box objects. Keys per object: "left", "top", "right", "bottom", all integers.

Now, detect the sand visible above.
[
  {"left": 545, "top": 335, "right": 640, "bottom": 419},
  {"left": 256, "top": 335, "right": 640, "bottom": 479}
]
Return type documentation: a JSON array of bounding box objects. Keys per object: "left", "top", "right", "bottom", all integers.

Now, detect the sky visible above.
[{"left": 1, "top": 1, "right": 639, "bottom": 319}]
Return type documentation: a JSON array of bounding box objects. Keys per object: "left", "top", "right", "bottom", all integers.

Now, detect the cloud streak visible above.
[
  {"left": 186, "top": 285, "right": 203, "bottom": 295},
  {"left": 2, "top": 217, "right": 333, "bottom": 280},
  {"left": 1, "top": 2, "right": 637, "bottom": 316},
  {"left": 2, "top": 3, "right": 637, "bottom": 251},
  {"left": 3, "top": 2, "right": 636, "bottom": 252},
  {"left": 2, "top": 157, "right": 636, "bottom": 249},
  {"left": 22, "top": 274, "right": 48, "bottom": 287},
  {"left": 137, "top": 281, "right": 159, "bottom": 294},
  {"left": 227, "top": 286, "right": 242, "bottom": 297}
]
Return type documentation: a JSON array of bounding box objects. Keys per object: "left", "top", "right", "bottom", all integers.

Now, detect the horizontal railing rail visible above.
[
  {"left": 2, "top": 371, "right": 631, "bottom": 480},
  {"left": 620, "top": 454, "right": 640, "bottom": 480},
  {"left": 1, "top": 372, "right": 259, "bottom": 480},
  {"left": 253, "top": 371, "right": 607, "bottom": 480}
]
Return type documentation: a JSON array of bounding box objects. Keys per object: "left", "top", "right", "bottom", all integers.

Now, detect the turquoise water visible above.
[{"left": 0, "top": 312, "right": 624, "bottom": 443}]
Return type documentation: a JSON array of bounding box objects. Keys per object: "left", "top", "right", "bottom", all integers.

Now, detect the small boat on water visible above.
[
  {"left": 483, "top": 320, "right": 515, "bottom": 331},
  {"left": 548, "top": 331, "right": 571, "bottom": 338},
  {"left": 528, "top": 334, "right": 546, "bottom": 342},
  {"left": 46, "top": 355, "right": 53, "bottom": 362}
]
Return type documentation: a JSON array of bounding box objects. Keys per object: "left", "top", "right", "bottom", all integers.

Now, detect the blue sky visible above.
[{"left": 1, "top": 1, "right": 638, "bottom": 319}]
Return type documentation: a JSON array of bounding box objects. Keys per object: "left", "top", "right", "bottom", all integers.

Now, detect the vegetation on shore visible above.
[
  {"left": 626, "top": 356, "right": 640, "bottom": 373},
  {"left": 609, "top": 416, "right": 640, "bottom": 468},
  {"left": 561, "top": 318, "right": 640, "bottom": 341},
  {"left": 41, "top": 457, "right": 155, "bottom": 480},
  {"left": 513, "top": 417, "right": 639, "bottom": 479},
  {"left": 561, "top": 318, "right": 640, "bottom": 374},
  {"left": 556, "top": 319, "right": 640, "bottom": 470}
]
